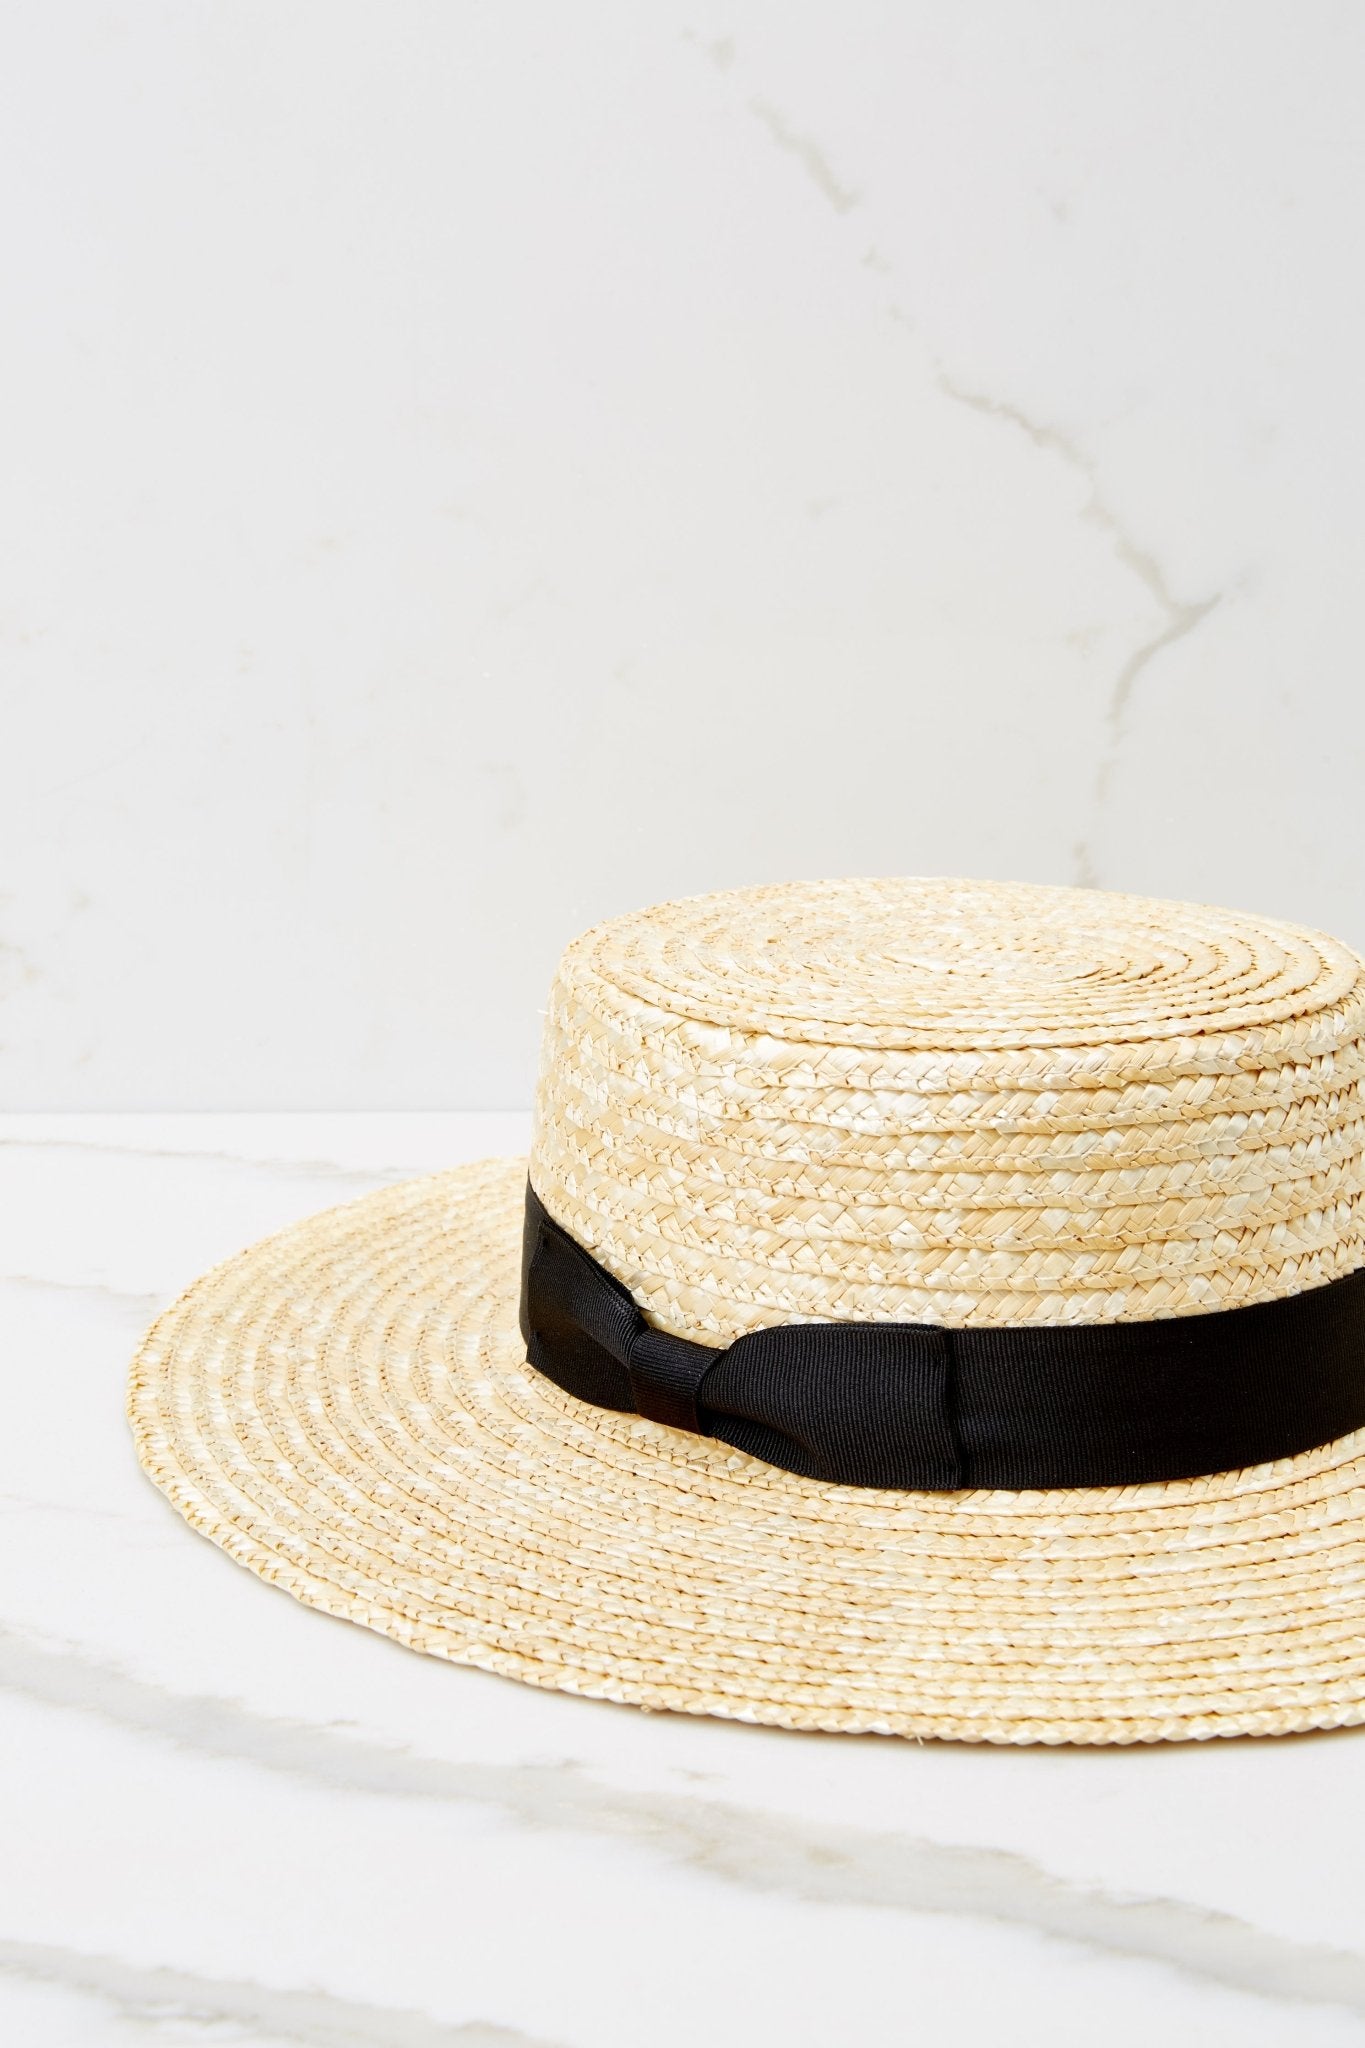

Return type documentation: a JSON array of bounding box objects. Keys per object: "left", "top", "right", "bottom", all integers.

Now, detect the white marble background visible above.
[
  {"left": 5, "top": 1113, "right": 1365, "bottom": 2047},
  {"left": 4, "top": 1, "right": 1365, "bottom": 1108}
]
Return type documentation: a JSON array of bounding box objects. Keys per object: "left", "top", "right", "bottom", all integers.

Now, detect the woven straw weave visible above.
[
  {"left": 127, "top": 878, "right": 1365, "bottom": 1744},
  {"left": 531, "top": 877, "right": 1365, "bottom": 1338}
]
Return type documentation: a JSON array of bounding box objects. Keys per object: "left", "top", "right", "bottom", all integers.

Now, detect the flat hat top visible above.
[
  {"left": 574, "top": 876, "right": 1363, "bottom": 1051},
  {"left": 534, "top": 876, "right": 1365, "bottom": 1337}
]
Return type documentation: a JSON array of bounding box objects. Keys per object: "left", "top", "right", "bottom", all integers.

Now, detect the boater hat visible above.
[{"left": 128, "top": 878, "right": 1365, "bottom": 1744}]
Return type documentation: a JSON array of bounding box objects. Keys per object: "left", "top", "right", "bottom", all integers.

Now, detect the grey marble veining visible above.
[
  {"left": 0, "top": 1941, "right": 560, "bottom": 2048},
  {"left": 685, "top": 24, "right": 1228, "bottom": 900},
  {"left": 5, "top": 1620, "right": 1365, "bottom": 2021},
  {"left": 7, "top": 8, "right": 1362, "bottom": 1113}
]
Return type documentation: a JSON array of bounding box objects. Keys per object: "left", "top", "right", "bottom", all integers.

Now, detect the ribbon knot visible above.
[
  {"left": 519, "top": 1185, "right": 962, "bottom": 1486},
  {"left": 517, "top": 1187, "right": 715, "bottom": 1430}
]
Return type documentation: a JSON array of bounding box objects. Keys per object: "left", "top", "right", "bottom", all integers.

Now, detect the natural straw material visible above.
[
  {"left": 129, "top": 879, "right": 1365, "bottom": 1743},
  {"left": 533, "top": 877, "right": 1365, "bottom": 1337}
]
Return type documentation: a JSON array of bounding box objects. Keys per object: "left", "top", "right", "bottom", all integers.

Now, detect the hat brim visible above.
[{"left": 127, "top": 1155, "right": 1365, "bottom": 1744}]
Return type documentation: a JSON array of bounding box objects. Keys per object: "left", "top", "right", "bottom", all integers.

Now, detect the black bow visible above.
[{"left": 519, "top": 1182, "right": 1365, "bottom": 1491}]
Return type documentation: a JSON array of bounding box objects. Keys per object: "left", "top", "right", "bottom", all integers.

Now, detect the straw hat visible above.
[{"left": 128, "top": 877, "right": 1365, "bottom": 1744}]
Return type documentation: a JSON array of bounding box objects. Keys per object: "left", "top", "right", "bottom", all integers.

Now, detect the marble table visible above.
[{"left": 3, "top": 1112, "right": 1364, "bottom": 2048}]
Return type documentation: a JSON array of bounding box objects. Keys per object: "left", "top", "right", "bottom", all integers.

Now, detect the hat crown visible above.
[{"left": 529, "top": 878, "right": 1365, "bottom": 1338}]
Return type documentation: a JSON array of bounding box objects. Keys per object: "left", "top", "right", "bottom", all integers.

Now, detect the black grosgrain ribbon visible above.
[{"left": 520, "top": 1183, "right": 1365, "bottom": 1490}]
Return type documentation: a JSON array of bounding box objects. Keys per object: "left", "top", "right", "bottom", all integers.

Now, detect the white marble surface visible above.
[
  {"left": 2, "top": 1112, "right": 1364, "bottom": 2046},
  {"left": 6, "top": 5, "right": 1365, "bottom": 1108}
]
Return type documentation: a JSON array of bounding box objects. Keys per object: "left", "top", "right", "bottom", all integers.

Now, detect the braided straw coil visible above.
[{"left": 129, "top": 878, "right": 1365, "bottom": 1743}]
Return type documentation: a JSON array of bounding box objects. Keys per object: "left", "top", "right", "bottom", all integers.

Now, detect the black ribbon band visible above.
[{"left": 519, "top": 1183, "right": 1365, "bottom": 1490}]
